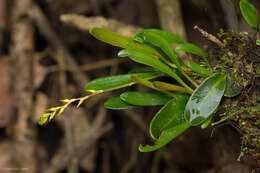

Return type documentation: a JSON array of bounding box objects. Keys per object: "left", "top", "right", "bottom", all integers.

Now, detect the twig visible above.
[
  {"left": 60, "top": 14, "right": 142, "bottom": 37},
  {"left": 28, "top": 4, "right": 90, "bottom": 94},
  {"left": 194, "top": 25, "right": 233, "bottom": 57},
  {"left": 194, "top": 25, "right": 224, "bottom": 47},
  {"left": 47, "top": 57, "right": 128, "bottom": 73}
]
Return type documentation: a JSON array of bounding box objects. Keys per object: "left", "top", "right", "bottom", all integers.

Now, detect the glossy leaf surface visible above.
[
  {"left": 175, "top": 43, "right": 208, "bottom": 63},
  {"left": 133, "top": 32, "right": 181, "bottom": 67},
  {"left": 153, "top": 81, "right": 192, "bottom": 94},
  {"left": 128, "top": 67, "right": 159, "bottom": 74},
  {"left": 139, "top": 122, "right": 190, "bottom": 152},
  {"left": 201, "top": 114, "right": 213, "bottom": 129},
  {"left": 104, "top": 97, "right": 137, "bottom": 110},
  {"left": 185, "top": 74, "right": 226, "bottom": 126},
  {"left": 134, "top": 29, "right": 184, "bottom": 44},
  {"left": 89, "top": 28, "right": 161, "bottom": 57},
  {"left": 150, "top": 95, "right": 189, "bottom": 139},
  {"left": 118, "top": 49, "right": 193, "bottom": 93},
  {"left": 85, "top": 72, "right": 162, "bottom": 93},
  {"left": 224, "top": 77, "right": 243, "bottom": 97},
  {"left": 120, "top": 91, "right": 172, "bottom": 106},
  {"left": 240, "top": 0, "right": 259, "bottom": 29},
  {"left": 187, "top": 61, "right": 213, "bottom": 76}
]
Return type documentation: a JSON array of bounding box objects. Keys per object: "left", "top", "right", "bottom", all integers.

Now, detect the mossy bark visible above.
[{"left": 205, "top": 30, "right": 260, "bottom": 164}]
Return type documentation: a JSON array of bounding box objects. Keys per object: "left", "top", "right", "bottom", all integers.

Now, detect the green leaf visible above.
[
  {"left": 201, "top": 114, "right": 213, "bottom": 129},
  {"left": 128, "top": 67, "right": 159, "bottom": 74},
  {"left": 187, "top": 61, "right": 213, "bottom": 76},
  {"left": 133, "top": 32, "right": 181, "bottom": 68},
  {"left": 153, "top": 81, "right": 192, "bottom": 94},
  {"left": 149, "top": 95, "right": 189, "bottom": 139},
  {"left": 185, "top": 73, "right": 226, "bottom": 126},
  {"left": 139, "top": 122, "right": 190, "bottom": 152},
  {"left": 85, "top": 72, "right": 162, "bottom": 93},
  {"left": 224, "top": 77, "right": 243, "bottom": 97},
  {"left": 118, "top": 49, "right": 193, "bottom": 93},
  {"left": 89, "top": 28, "right": 161, "bottom": 57},
  {"left": 176, "top": 55, "right": 185, "bottom": 67},
  {"left": 120, "top": 91, "right": 172, "bottom": 106},
  {"left": 104, "top": 97, "right": 137, "bottom": 110},
  {"left": 256, "top": 39, "right": 260, "bottom": 46},
  {"left": 240, "top": 0, "right": 259, "bottom": 29},
  {"left": 134, "top": 29, "right": 184, "bottom": 44},
  {"left": 175, "top": 43, "right": 208, "bottom": 64}
]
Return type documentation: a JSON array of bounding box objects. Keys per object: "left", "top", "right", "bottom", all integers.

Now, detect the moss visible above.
[{"left": 206, "top": 29, "right": 260, "bottom": 163}]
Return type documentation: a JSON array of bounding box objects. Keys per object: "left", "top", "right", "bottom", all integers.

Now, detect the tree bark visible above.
[
  {"left": 9, "top": 0, "right": 37, "bottom": 172},
  {"left": 155, "top": 0, "right": 187, "bottom": 41}
]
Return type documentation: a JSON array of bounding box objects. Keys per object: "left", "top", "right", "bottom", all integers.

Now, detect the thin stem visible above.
[
  {"left": 131, "top": 76, "right": 177, "bottom": 97},
  {"left": 153, "top": 81, "right": 192, "bottom": 94},
  {"left": 181, "top": 71, "right": 198, "bottom": 88},
  {"left": 211, "top": 106, "right": 258, "bottom": 126},
  {"left": 157, "top": 54, "right": 198, "bottom": 88}
]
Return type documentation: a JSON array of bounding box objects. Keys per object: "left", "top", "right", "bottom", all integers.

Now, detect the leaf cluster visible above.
[
  {"left": 39, "top": 27, "right": 237, "bottom": 152},
  {"left": 37, "top": 0, "right": 260, "bottom": 152}
]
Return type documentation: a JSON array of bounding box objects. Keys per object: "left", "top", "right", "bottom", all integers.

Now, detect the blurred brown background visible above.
[{"left": 0, "top": 0, "right": 259, "bottom": 173}]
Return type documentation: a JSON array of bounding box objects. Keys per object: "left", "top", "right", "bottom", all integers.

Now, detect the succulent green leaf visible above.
[
  {"left": 134, "top": 32, "right": 181, "bottom": 67},
  {"left": 176, "top": 55, "right": 185, "bottom": 67},
  {"left": 139, "top": 122, "right": 190, "bottom": 152},
  {"left": 120, "top": 91, "right": 172, "bottom": 106},
  {"left": 104, "top": 96, "right": 137, "bottom": 110},
  {"left": 85, "top": 72, "right": 162, "bottom": 93},
  {"left": 187, "top": 61, "right": 213, "bottom": 76},
  {"left": 89, "top": 28, "right": 161, "bottom": 57},
  {"left": 224, "top": 77, "right": 243, "bottom": 97},
  {"left": 134, "top": 29, "right": 184, "bottom": 44},
  {"left": 240, "top": 0, "right": 259, "bottom": 29},
  {"left": 256, "top": 39, "right": 260, "bottom": 46},
  {"left": 118, "top": 49, "right": 193, "bottom": 93},
  {"left": 175, "top": 43, "right": 208, "bottom": 63},
  {"left": 153, "top": 81, "right": 192, "bottom": 94},
  {"left": 150, "top": 95, "right": 189, "bottom": 139},
  {"left": 201, "top": 114, "right": 213, "bottom": 129},
  {"left": 185, "top": 73, "right": 226, "bottom": 126},
  {"left": 128, "top": 67, "right": 159, "bottom": 74}
]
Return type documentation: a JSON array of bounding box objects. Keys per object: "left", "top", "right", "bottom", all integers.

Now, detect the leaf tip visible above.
[
  {"left": 38, "top": 113, "right": 50, "bottom": 126},
  {"left": 89, "top": 27, "right": 98, "bottom": 35},
  {"left": 138, "top": 144, "right": 147, "bottom": 152},
  {"left": 117, "top": 49, "right": 128, "bottom": 57}
]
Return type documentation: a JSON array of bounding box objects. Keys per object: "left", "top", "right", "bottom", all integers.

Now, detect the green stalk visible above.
[
  {"left": 130, "top": 76, "right": 177, "bottom": 97},
  {"left": 156, "top": 54, "right": 198, "bottom": 88}
]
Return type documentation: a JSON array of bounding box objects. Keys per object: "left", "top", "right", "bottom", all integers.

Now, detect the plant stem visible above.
[
  {"left": 181, "top": 71, "right": 198, "bottom": 88},
  {"left": 157, "top": 54, "right": 198, "bottom": 88},
  {"left": 131, "top": 76, "right": 177, "bottom": 97},
  {"left": 153, "top": 81, "right": 192, "bottom": 94},
  {"left": 211, "top": 106, "right": 258, "bottom": 126}
]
